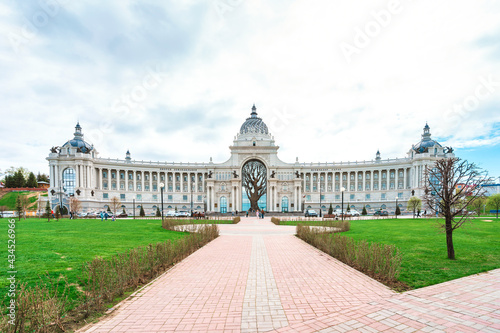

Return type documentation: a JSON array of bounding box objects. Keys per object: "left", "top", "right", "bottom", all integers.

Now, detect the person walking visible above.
[{"left": 100, "top": 211, "right": 104, "bottom": 221}]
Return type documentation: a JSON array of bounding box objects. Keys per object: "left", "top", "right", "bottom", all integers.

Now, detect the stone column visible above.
[
  {"left": 355, "top": 171, "right": 358, "bottom": 192},
  {"left": 403, "top": 168, "right": 407, "bottom": 189}
]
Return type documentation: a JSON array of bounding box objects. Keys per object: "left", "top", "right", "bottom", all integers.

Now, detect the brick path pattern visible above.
[{"left": 80, "top": 217, "right": 500, "bottom": 333}]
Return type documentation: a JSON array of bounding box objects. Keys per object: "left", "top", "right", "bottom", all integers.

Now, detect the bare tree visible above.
[
  {"left": 70, "top": 197, "right": 82, "bottom": 217},
  {"left": 110, "top": 196, "right": 121, "bottom": 216},
  {"left": 242, "top": 160, "right": 267, "bottom": 211},
  {"left": 423, "top": 157, "right": 489, "bottom": 260},
  {"left": 407, "top": 197, "right": 422, "bottom": 218}
]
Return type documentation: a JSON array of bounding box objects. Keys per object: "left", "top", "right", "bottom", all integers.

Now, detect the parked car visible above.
[
  {"left": 374, "top": 210, "right": 389, "bottom": 216},
  {"left": 350, "top": 210, "right": 360, "bottom": 217},
  {"left": 305, "top": 209, "right": 318, "bottom": 217},
  {"left": 117, "top": 213, "right": 128, "bottom": 218},
  {"left": 165, "top": 210, "right": 176, "bottom": 217},
  {"left": 175, "top": 210, "right": 190, "bottom": 217}
]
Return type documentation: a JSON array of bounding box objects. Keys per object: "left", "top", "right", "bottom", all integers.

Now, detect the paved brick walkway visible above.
[{"left": 80, "top": 217, "right": 500, "bottom": 333}]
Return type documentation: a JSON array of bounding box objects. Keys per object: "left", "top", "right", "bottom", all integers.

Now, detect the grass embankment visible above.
[
  {"left": 0, "top": 192, "right": 38, "bottom": 210},
  {"left": 285, "top": 217, "right": 499, "bottom": 289}
]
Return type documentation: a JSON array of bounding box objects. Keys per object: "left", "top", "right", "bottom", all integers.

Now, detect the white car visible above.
[
  {"left": 165, "top": 210, "right": 176, "bottom": 217},
  {"left": 175, "top": 210, "right": 190, "bottom": 217},
  {"left": 350, "top": 210, "right": 360, "bottom": 217}
]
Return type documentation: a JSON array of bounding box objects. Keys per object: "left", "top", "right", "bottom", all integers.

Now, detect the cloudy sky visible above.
[{"left": 1, "top": 0, "right": 499, "bottom": 179}]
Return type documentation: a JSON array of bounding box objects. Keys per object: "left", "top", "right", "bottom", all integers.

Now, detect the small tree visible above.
[
  {"left": 15, "top": 196, "right": 23, "bottom": 221},
  {"left": 0, "top": 205, "right": 7, "bottom": 218},
  {"left": 45, "top": 201, "right": 51, "bottom": 222},
  {"left": 328, "top": 203, "right": 333, "bottom": 215},
  {"left": 70, "top": 197, "right": 82, "bottom": 218},
  {"left": 156, "top": 206, "right": 161, "bottom": 217},
  {"left": 361, "top": 205, "right": 367, "bottom": 216},
  {"left": 395, "top": 205, "right": 401, "bottom": 217},
  {"left": 407, "top": 197, "right": 422, "bottom": 218},
  {"left": 346, "top": 203, "right": 351, "bottom": 212},
  {"left": 424, "top": 157, "right": 489, "bottom": 259},
  {"left": 487, "top": 194, "right": 500, "bottom": 218},
  {"left": 55, "top": 206, "right": 61, "bottom": 221},
  {"left": 110, "top": 196, "right": 121, "bottom": 216},
  {"left": 139, "top": 205, "right": 145, "bottom": 217},
  {"left": 122, "top": 208, "right": 126, "bottom": 214},
  {"left": 469, "top": 196, "right": 487, "bottom": 217}
]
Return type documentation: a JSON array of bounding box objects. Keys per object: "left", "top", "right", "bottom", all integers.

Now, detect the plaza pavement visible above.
[{"left": 79, "top": 217, "right": 500, "bottom": 333}]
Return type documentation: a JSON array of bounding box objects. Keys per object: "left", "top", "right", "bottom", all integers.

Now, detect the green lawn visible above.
[
  {"left": 284, "top": 217, "right": 499, "bottom": 289},
  {"left": 0, "top": 217, "right": 189, "bottom": 305},
  {"left": 342, "top": 218, "right": 499, "bottom": 289}
]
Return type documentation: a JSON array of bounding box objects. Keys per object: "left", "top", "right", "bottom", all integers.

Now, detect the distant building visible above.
[{"left": 46, "top": 106, "right": 455, "bottom": 215}]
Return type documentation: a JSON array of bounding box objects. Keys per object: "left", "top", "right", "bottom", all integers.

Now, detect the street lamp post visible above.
[
  {"left": 341, "top": 187, "right": 345, "bottom": 221},
  {"left": 319, "top": 184, "right": 322, "bottom": 218},
  {"left": 190, "top": 184, "right": 193, "bottom": 216},
  {"left": 395, "top": 197, "right": 399, "bottom": 219},
  {"left": 160, "top": 182, "right": 165, "bottom": 222}
]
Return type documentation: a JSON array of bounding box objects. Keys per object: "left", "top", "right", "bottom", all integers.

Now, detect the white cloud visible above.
[{"left": 0, "top": 0, "right": 499, "bottom": 176}]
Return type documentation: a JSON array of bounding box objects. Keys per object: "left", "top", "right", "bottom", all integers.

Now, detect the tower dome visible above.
[
  {"left": 239, "top": 104, "right": 269, "bottom": 135},
  {"left": 62, "top": 122, "right": 94, "bottom": 153},
  {"left": 412, "top": 123, "right": 441, "bottom": 154}
]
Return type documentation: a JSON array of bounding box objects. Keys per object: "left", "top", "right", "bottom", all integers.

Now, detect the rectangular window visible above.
[
  {"left": 350, "top": 184, "right": 354, "bottom": 191},
  {"left": 137, "top": 174, "right": 141, "bottom": 180},
  {"left": 381, "top": 193, "right": 386, "bottom": 199},
  {"left": 335, "top": 195, "right": 340, "bottom": 200},
  {"left": 153, "top": 174, "right": 157, "bottom": 181},
  {"left": 153, "top": 184, "right": 157, "bottom": 191},
  {"left": 112, "top": 183, "right": 116, "bottom": 190},
  {"left": 120, "top": 172, "right": 124, "bottom": 179},
  {"left": 198, "top": 185, "right": 203, "bottom": 192},
  {"left": 398, "top": 192, "right": 403, "bottom": 198},
  {"left": 306, "top": 195, "right": 311, "bottom": 201},
  {"left": 320, "top": 195, "right": 325, "bottom": 200},
  {"left": 199, "top": 175, "right": 203, "bottom": 181},
  {"left": 306, "top": 185, "right": 310, "bottom": 191},
  {"left": 358, "top": 184, "right": 362, "bottom": 190},
  {"left": 161, "top": 175, "right": 165, "bottom": 181},
  {"left": 103, "top": 171, "right": 107, "bottom": 178},
  {"left": 374, "top": 183, "right": 379, "bottom": 190},
  {"left": 197, "top": 195, "right": 202, "bottom": 201},
  {"left": 120, "top": 183, "right": 124, "bottom": 190},
  {"left": 145, "top": 184, "right": 149, "bottom": 191},
  {"left": 350, "top": 194, "right": 355, "bottom": 200},
  {"left": 111, "top": 172, "right": 116, "bottom": 179},
  {"left": 103, "top": 193, "right": 108, "bottom": 199},
  {"left": 176, "top": 185, "right": 180, "bottom": 191},
  {"left": 145, "top": 174, "right": 149, "bottom": 181},
  {"left": 335, "top": 184, "right": 339, "bottom": 191},
  {"left": 350, "top": 175, "right": 354, "bottom": 180},
  {"left": 313, "top": 185, "right": 317, "bottom": 191},
  {"left": 168, "top": 185, "right": 173, "bottom": 192},
  {"left": 128, "top": 184, "right": 133, "bottom": 190},
  {"left": 168, "top": 195, "right": 172, "bottom": 201},
  {"left": 176, "top": 175, "right": 180, "bottom": 181},
  {"left": 366, "top": 194, "right": 370, "bottom": 200},
  {"left": 129, "top": 174, "right": 133, "bottom": 180},
  {"left": 382, "top": 183, "right": 387, "bottom": 190},
  {"left": 183, "top": 195, "right": 188, "bottom": 201},
  {"left": 136, "top": 194, "right": 142, "bottom": 200},
  {"left": 120, "top": 194, "right": 125, "bottom": 200},
  {"left": 137, "top": 184, "right": 142, "bottom": 191},
  {"left": 153, "top": 194, "right": 157, "bottom": 200},
  {"left": 335, "top": 175, "right": 339, "bottom": 181},
  {"left": 183, "top": 185, "right": 188, "bottom": 192},
  {"left": 184, "top": 176, "right": 187, "bottom": 182}
]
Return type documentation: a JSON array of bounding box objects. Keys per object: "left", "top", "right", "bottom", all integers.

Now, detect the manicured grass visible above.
[
  {"left": 0, "top": 217, "right": 189, "bottom": 305},
  {"left": 343, "top": 218, "right": 500, "bottom": 289},
  {"left": 283, "top": 217, "right": 499, "bottom": 289}
]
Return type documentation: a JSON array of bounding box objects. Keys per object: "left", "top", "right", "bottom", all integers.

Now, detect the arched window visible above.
[
  {"left": 281, "top": 196, "right": 289, "bottom": 212},
  {"left": 381, "top": 204, "right": 387, "bottom": 209},
  {"left": 62, "top": 168, "right": 76, "bottom": 195},
  {"left": 220, "top": 197, "right": 227, "bottom": 213}
]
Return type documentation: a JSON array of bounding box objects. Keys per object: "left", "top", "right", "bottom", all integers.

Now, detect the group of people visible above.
[
  {"left": 245, "top": 209, "right": 265, "bottom": 219},
  {"left": 100, "top": 211, "right": 115, "bottom": 221}
]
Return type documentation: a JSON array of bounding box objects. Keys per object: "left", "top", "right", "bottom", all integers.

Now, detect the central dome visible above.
[{"left": 239, "top": 105, "right": 269, "bottom": 135}]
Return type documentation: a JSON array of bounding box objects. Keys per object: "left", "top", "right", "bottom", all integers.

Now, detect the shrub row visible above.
[
  {"left": 296, "top": 225, "right": 401, "bottom": 282},
  {"left": 2, "top": 225, "right": 219, "bottom": 333}
]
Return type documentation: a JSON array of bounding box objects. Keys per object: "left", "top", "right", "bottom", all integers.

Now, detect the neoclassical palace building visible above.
[{"left": 47, "top": 105, "right": 454, "bottom": 215}]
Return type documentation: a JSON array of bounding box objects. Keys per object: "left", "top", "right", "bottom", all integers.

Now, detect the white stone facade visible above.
[{"left": 47, "top": 107, "right": 454, "bottom": 215}]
